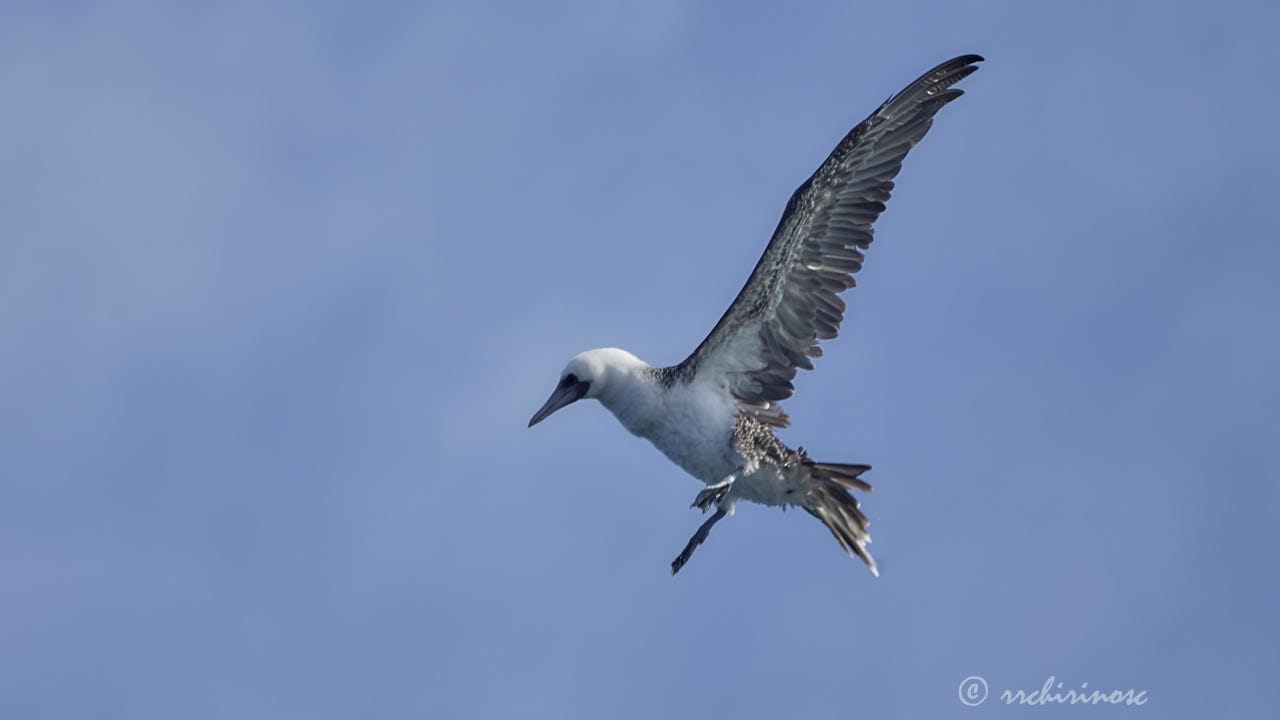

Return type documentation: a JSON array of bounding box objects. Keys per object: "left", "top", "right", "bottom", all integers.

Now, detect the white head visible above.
[{"left": 528, "top": 348, "right": 648, "bottom": 427}]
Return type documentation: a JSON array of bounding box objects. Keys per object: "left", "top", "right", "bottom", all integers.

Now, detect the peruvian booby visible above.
[{"left": 530, "top": 55, "right": 982, "bottom": 575}]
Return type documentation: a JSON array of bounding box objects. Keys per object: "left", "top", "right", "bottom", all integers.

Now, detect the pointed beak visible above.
[{"left": 528, "top": 378, "right": 590, "bottom": 427}]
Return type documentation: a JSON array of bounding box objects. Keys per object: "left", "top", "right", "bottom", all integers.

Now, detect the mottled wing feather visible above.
[{"left": 672, "top": 55, "right": 982, "bottom": 427}]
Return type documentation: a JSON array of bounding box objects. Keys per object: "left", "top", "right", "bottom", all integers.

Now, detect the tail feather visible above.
[
  {"left": 810, "top": 461, "right": 873, "bottom": 492},
  {"left": 800, "top": 464, "right": 878, "bottom": 576}
]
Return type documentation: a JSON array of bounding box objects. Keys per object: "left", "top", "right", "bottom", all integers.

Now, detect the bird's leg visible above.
[
  {"left": 673, "top": 469, "right": 740, "bottom": 573},
  {"left": 691, "top": 468, "right": 741, "bottom": 513},
  {"left": 671, "top": 507, "right": 728, "bottom": 575}
]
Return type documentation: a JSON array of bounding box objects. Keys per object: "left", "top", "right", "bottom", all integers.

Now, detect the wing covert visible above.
[{"left": 669, "top": 55, "right": 982, "bottom": 427}]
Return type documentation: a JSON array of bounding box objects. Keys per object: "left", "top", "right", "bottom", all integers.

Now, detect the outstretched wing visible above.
[{"left": 670, "top": 55, "right": 982, "bottom": 427}]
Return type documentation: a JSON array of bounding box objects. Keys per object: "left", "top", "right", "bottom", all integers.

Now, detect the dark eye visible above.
[{"left": 562, "top": 373, "right": 578, "bottom": 386}]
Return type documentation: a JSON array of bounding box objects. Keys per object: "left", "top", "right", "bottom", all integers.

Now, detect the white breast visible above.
[{"left": 601, "top": 378, "right": 739, "bottom": 486}]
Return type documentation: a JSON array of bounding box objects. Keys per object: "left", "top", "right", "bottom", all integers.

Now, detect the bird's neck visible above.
[{"left": 597, "top": 367, "right": 663, "bottom": 439}]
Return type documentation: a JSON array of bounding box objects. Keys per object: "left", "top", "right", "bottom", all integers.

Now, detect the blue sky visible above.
[{"left": 2, "top": 1, "right": 1277, "bottom": 717}]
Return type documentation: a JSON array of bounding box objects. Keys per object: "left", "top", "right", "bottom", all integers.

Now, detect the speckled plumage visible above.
[{"left": 671, "top": 54, "right": 983, "bottom": 430}]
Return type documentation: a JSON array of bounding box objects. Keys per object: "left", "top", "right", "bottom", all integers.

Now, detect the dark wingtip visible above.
[
  {"left": 933, "top": 55, "right": 985, "bottom": 86},
  {"left": 940, "top": 54, "right": 984, "bottom": 68}
]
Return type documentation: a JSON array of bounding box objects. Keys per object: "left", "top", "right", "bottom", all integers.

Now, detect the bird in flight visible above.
[{"left": 529, "top": 55, "right": 982, "bottom": 575}]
